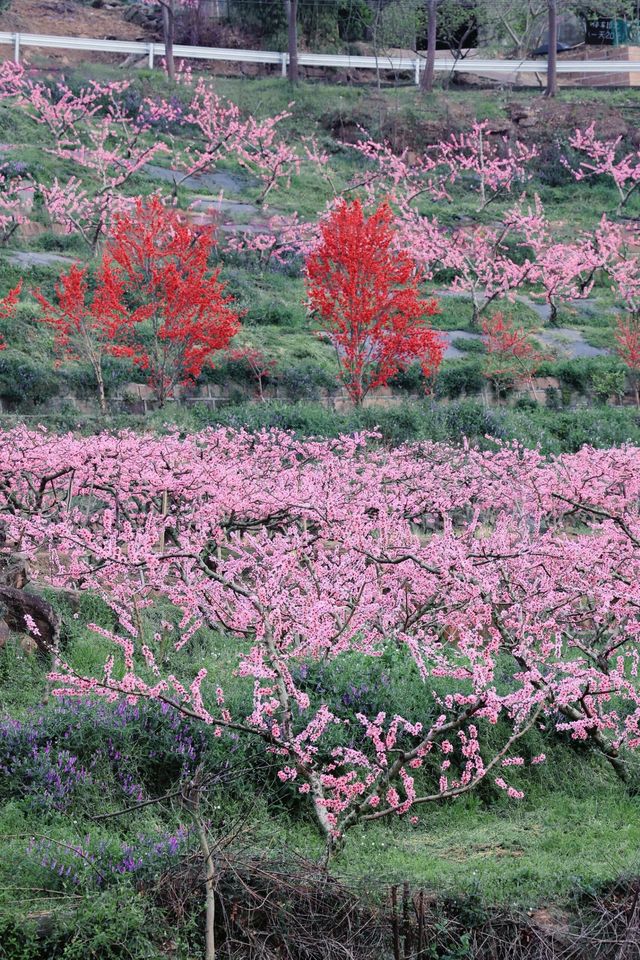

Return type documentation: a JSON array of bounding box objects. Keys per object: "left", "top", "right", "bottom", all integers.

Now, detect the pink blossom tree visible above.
[
  {"left": 435, "top": 122, "right": 538, "bottom": 211},
  {"left": 0, "top": 71, "right": 167, "bottom": 250},
  {"left": 41, "top": 97, "right": 167, "bottom": 251},
  {"left": 0, "top": 67, "right": 325, "bottom": 253},
  {"left": 606, "top": 242, "right": 640, "bottom": 406},
  {"left": 350, "top": 122, "right": 537, "bottom": 213},
  {"left": 565, "top": 124, "right": 640, "bottom": 215},
  {"left": 400, "top": 203, "right": 539, "bottom": 329},
  {"left": 1, "top": 430, "right": 639, "bottom": 855},
  {"left": 173, "top": 79, "right": 327, "bottom": 205},
  {"left": 0, "top": 173, "right": 31, "bottom": 245},
  {"left": 514, "top": 200, "right": 622, "bottom": 325}
]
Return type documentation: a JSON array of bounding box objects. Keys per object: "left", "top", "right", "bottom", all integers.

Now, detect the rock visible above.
[
  {"left": 0, "top": 552, "right": 28, "bottom": 589},
  {"left": 0, "top": 586, "right": 60, "bottom": 657},
  {"left": 506, "top": 102, "right": 531, "bottom": 124},
  {"left": 0, "top": 615, "right": 40, "bottom": 655},
  {"left": 485, "top": 121, "right": 512, "bottom": 137}
]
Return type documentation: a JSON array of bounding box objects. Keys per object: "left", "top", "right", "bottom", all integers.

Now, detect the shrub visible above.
[
  {"left": 497, "top": 405, "right": 640, "bottom": 453},
  {"left": 40, "top": 891, "right": 160, "bottom": 960},
  {"left": 539, "top": 357, "right": 625, "bottom": 397},
  {"left": 279, "top": 362, "right": 338, "bottom": 400},
  {"left": 545, "top": 386, "right": 563, "bottom": 411},
  {"left": 537, "top": 138, "right": 577, "bottom": 187},
  {"left": 0, "top": 350, "right": 59, "bottom": 407},
  {"left": 389, "top": 362, "right": 425, "bottom": 393},
  {"left": 0, "top": 697, "right": 217, "bottom": 811},
  {"left": 514, "top": 395, "right": 539, "bottom": 412},
  {"left": 435, "top": 360, "right": 484, "bottom": 399},
  {"left": 590, "top": 364, "right": 627, "bottom": 404},
  {"left": 451, "top": 336, "right": 486, "bottom": 354},
  {"left": 61, "top": 357, "right": 139, "bottom": 399},
  {"left": 0, "top": 917, "right": 39, "bottom": 960}
]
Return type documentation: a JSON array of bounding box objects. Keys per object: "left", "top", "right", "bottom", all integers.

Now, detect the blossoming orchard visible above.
[
  {"left": 3, "top": 428, "right": 640, "bottom": 851},
  {"left": 3, "top": 33, "right": 640, "bottom": 959}
]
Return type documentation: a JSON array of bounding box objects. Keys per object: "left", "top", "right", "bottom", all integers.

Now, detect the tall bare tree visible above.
[
  {"left": 545, "top": 0, "right": 558, "bottom": 96},
  {"left": 420, "top": 0, "right": 438, "bottom": 91},
  {"left": 284, "top": 0, "right": 299, "bottom": 83}
]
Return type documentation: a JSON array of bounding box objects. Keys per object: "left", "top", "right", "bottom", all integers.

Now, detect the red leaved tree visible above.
[
  {"left": 35, "top": 265, "right": 126, "bottom": 414},
  {"left": 482, "top": 312, "right": 546, "bottom": 395},
  {"left": 0, "top": 282, "right": 21, "bottom": 350},
  {"left": 305, "top": 200, "right": 443, "bottom": 405},
  {"left": 105, "top": 198, "right": 241, "bottom": 406},
  {"left": 227, "top": 346, "right": 277, "bottom": 401},
  {"left": 615, "top": 315, "right": 640, "bottom": 407}
]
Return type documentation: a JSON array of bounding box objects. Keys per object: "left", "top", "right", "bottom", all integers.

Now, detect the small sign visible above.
[{"left": 585, "top": 16, "right": 631, "bottom": 45}]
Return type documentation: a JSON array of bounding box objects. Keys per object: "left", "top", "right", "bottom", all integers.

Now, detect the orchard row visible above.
[{"left": 3, "top": 427, "right": 640, "bottom": 853}]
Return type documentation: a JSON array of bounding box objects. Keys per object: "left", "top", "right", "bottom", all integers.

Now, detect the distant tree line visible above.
[{"left": 148, "top": 0, "right": 640, "bottom": 93}]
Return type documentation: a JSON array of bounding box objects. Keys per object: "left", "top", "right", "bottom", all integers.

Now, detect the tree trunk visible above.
[
  {"left": 420, "top": 0, "right": 438, "bottom": 93},
  {"left": 162, "top": 0, "right": 176, "bottom": 83},
  {"left": 190, "top": 0, "right": 203, "bottom": 46},
  {"left": 544, "top": 0, "right": 558, "bottom": 98},
  {"left": 284, "top": 0, "right": 299, "bottom": 84},
  {"left": 95, "top": 361, "right": 107, "bottom": 416},
  {"left": 194, "top": 814, "right": 216, "bottom": 960}
]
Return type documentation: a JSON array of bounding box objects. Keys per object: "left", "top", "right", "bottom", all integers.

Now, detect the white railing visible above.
[{"left": 1, "top": 31, "right": 639, "bottom": 82}]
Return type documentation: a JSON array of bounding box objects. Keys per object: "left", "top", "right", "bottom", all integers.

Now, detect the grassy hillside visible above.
[
  {"left": 2, "top": 70, "right": 640, "bottom": 959},
  {"left": 0, "top": 69, "right": 637, "bottom": 434}
]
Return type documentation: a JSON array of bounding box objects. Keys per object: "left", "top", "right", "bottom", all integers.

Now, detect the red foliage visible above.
[
  {"left": 105, "top": 197, "right": 241, "bottom": 404},
  {"left": 305, "top": 200, "right": 443, "bottom": 405},
  {"left": 615, "top": 315, "right": 640, "bottom": 371},
  {"left": 35, "top": 264, "right": 126, "bottom": 413},
  {"left": 0, "top": 282, "right": 22, "bottom": 351},
  {"left": 35, "top": 264, "right": 124, "bottom": 360},
  {"left": 227, "top": 346, "right": 277, "bottom": 400},
  {"left": 482, "top": 312, "right": 545, "bottom": 385},
  {"left": 615, "top": 314, "right": 640, "bottom": 405}
]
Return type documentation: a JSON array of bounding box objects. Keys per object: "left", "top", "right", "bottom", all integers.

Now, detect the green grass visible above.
[
  {"left": 329, "top": 789, "right": 640, "bottom": 903},
  {"left": 2, "top": 608, "right": 639, "bottom": 911}
]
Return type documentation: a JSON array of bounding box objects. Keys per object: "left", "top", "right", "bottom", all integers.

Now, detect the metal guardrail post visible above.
[
  {"left": 148, "top": 42, "right": 154, "bottom": 69},
  {"left": 13, "top": 33, "right": 20, "bottom": 64},
  {"left": 281, "top": 52, "right": 288, "bottom": 77},
  {"left": 414, "top": 58, "right": 420, "bottom": 85}
]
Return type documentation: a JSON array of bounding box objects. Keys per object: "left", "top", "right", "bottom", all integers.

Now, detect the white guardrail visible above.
[{"left": 0, "top": 31, "right": 639, "bottom": 82}]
